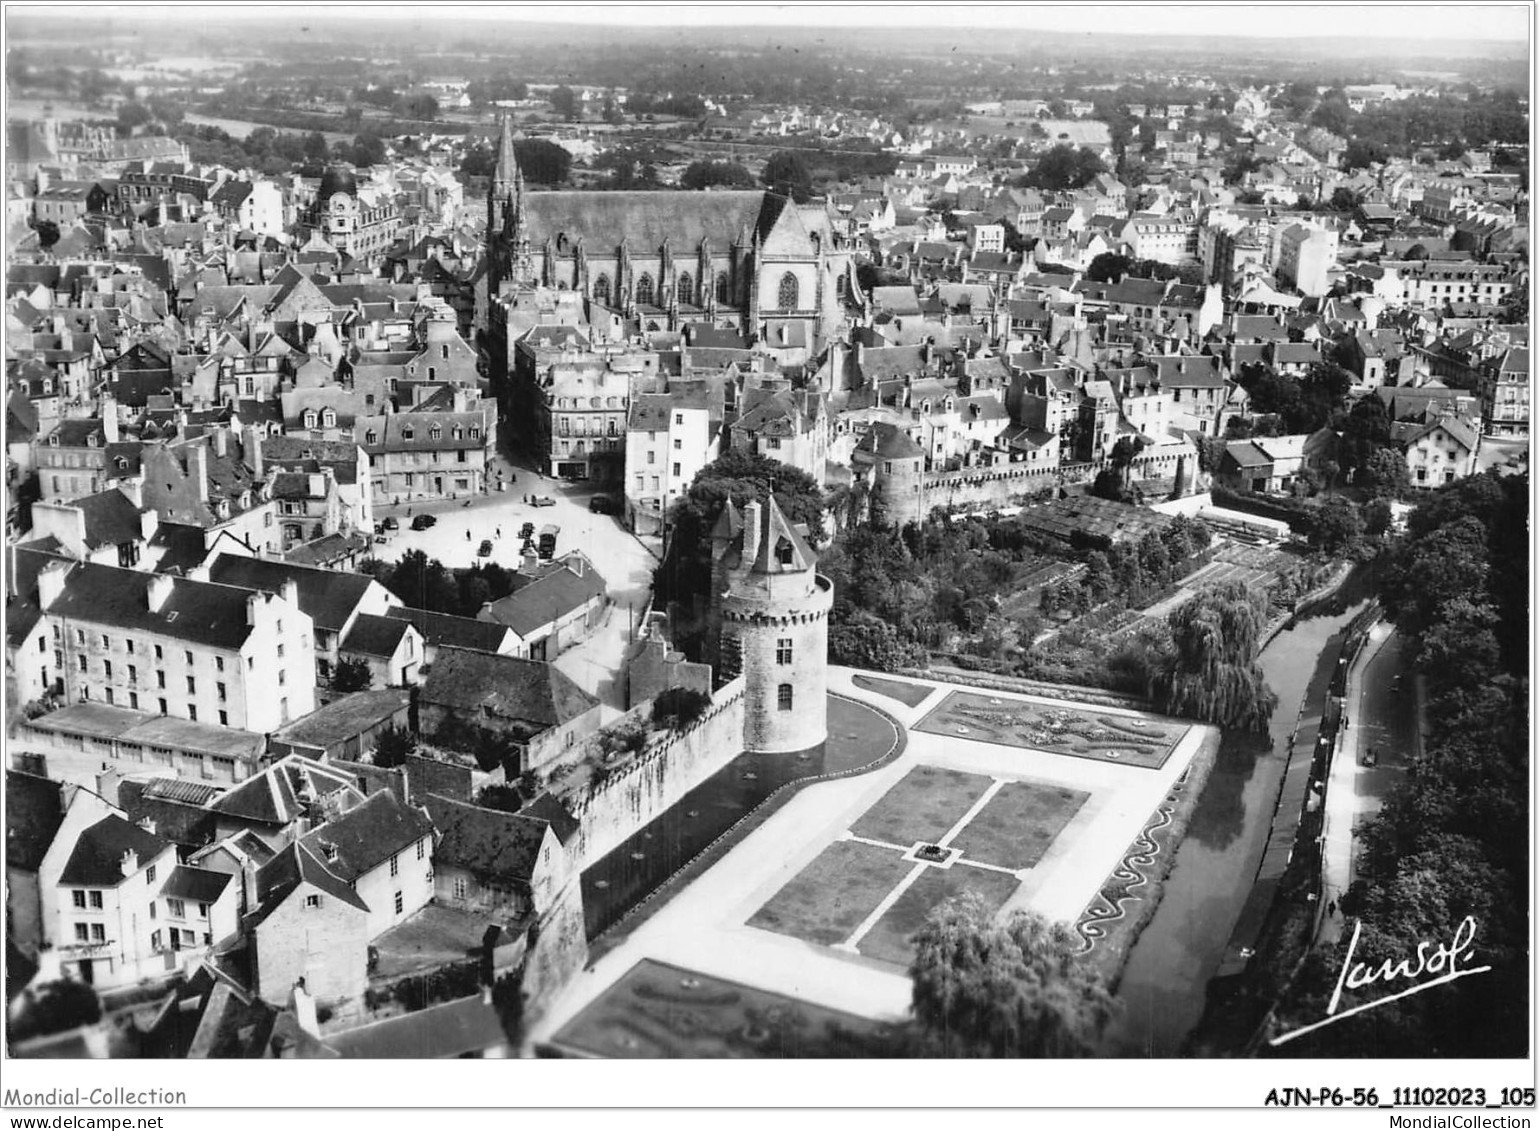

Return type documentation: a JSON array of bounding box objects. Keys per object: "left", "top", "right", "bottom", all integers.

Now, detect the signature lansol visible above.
[{"left": 1270, "top": 915, "right": 1492, "bottom": 1047}]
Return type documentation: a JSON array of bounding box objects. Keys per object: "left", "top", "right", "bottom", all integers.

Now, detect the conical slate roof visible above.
[{"left": 749, "top": 493, "right": 816, "bottom": 575}]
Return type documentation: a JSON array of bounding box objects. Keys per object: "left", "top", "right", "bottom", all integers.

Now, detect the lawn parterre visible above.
[
  {"left": 748, "top": 766, "right": 1091, "bottom": 969},
  {"left": 915, "top": 691, "right": 1187, "bottom": 769}
]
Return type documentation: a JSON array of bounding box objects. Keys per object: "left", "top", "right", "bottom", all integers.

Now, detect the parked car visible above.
[
  {"left": 537, "top": 525, "right": 559, "bottom": 559},
  {"left": 531, "top": 495, "right": 556, "bottom": 507},
  {"left": 411, "top": 514, "right": 437, "bottom": 531},
  {"left": 519, "top": 521, "right": 535, "bottom": 541},
  {"left": 588, "top": 494, "right": 615, "bottom": 514},
  {"left": 478, "top": 539, "right": 493, "bottom": 558},
  {"left": 382, "top": 516, "right": 400, "bottom": 532}
]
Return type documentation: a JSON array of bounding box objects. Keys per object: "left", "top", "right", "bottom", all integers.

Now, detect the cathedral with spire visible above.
[{"left": 478, "top": 115, "right": 861, "bottom": 355}]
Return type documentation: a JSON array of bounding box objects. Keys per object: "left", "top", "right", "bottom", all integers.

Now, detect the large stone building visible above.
[
  {"left": 481, "top": 116, "right": 859, "bottom": 359},
  {"left": 709, "top": 496, "right": 832, "bottom": 754},
  {"left": 301, "top": 165, "right": 402, "bottom": 266}
]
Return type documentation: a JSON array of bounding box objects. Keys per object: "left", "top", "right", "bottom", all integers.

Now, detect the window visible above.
[
  {"left": 417, "top": 839, "right": 426, "bottom": 860},
  {"left": 75, "top": 923, "right": 90, "bottom": 943},
  {"left": 277, "top": 643, "right": 285, "bottom": 658},
  {"left": 188, "top": 705, "right": 197, "bottom": 721},
  {"left": 305, "top": 894, "right": 321, "bottom": 910},
  {"left": 646, "top": 450, "right": 655, "bottom": 464},
  {"left": 90, "top": 891, "right": 103, "bottom": 909},
  {"left": 90, "top": 923, "right": 106, "bottom": 943},
  {"left": 73, "top": 890, "right": 87, "bottom": 909},
  {"left": 453, "top": 876, "right": 467, "bottom": 899},
  {"left": 157, "top": 671, "right": 166, "bottom": 688},
  {"left": 593, "top": 274, "right": 611, "bottom": 304},
  {"left": 79, "top": 655, "right": 88, "bottom": 672},
  {"left": 776, "top": 638, "right": 793, "bottom": 665},
  {"left": 167, "top": 898, "right": 186, "bottom": 918},
  {"left": 103, "top": 660, "right": 113, "bottom": 679},
  {"left": 777, "top": 272, "right": 799, "bottom": 310},
  {"left": 394, "top": 891, "right": 404, "bottom": 915},
  {"left": 673, "top": 438, "right": 682, "bottom": 450},
  {"left": 146, "top": 866, "right": 156, "bottom": 884},
  {"left": 390, "top": 853, "right": 399, "bottom": 877},
  {"left": 778, "top": 684, "right": 793, "bottom": 711},
  {"left": 150, "top": 929, "right": 161, "bottom": 950},
  {"left": 159, "top": 698, "right": 168, "bottom": 715},
  {"left": 677, "top": 272, "right": 693, "bottom": 305},
  {"left": 635, "top": 272, "right": 654, "bottom": 306},
  {"left": 101, "top": 634, "right": 110, "bottom": 649},
  {"left": 218, "top": 710, "right": 228, "bottom": 727},
  {"left": 186, "top": 676, "right": 196, "bottom": 694},
  {"left": 198, "top": 902, "right": 209, "bottom": 918},
  {"left": 184, "top": 650, "right": 193, "bottom": 665},
  {"left": 278, "top": 670, "right": 286, "bottom": 686}
]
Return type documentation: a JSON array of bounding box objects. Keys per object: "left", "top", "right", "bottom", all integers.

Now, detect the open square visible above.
[{"left": 915, "top": 691, "right": 1187, "bottom": 769}]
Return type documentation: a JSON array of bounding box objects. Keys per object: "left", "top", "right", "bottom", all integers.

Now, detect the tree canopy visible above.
[
  {"left": 1019, "top": 144, "right": 1106, "bottom": 191},
  {"left": 761, "top": 150, "right": 814, "bottom": 202},
  {"left": 653, "top": 448, "right": 826, "bottom": 631},
  {"left": 910, "top": 893, "right": 1116, "bottom": 1057},
  {"left": 680, "top": 159, "right": 757, "bottom": 191},
  {"left": 1150, "top": 579, "right": 1277, "bottom": 731}
]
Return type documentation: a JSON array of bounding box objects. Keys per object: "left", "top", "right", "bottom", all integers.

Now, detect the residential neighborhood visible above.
[{"left": 2, "top": 5, "right": 1529, "bottom": 1075}]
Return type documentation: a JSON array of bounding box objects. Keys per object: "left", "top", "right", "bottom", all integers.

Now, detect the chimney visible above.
[
  {"left": 37, "top": 559, "right": 70, "bottom": 609},
  {"left": 741, "top": 500, "right": 763, "bottom": 566},
  {"left": 120, "top": 848, "right": 140, "bottom": 878},
  {"left": 137, "top": 816, "right": 157, "bottom": 836},
  {"left": 290, "top": 981, "right": 320, "bottom": 1039},
  {"left": 94, "top": 764, "right": 122, "bottom": 807},
  {"left": 280, "top": 579, "right": 299, "bottom": 611},
  {"left": 241, "top": 859, "right": 259, "bottom": 917},
  {"left": 187, "top": 443, "right": 209, "bottom": 502},
  {"left": 213, "top": 427, "right": 228, "bottom": 458},
  {"left": 307, "top": 473, "right": 325, "bottom": 498},
  {"left": 147, "top": 573, "right": 174, "bottom": 613},
  {"left": 245, "top": 425, "right": 264, "bottom": 478},
  {"left": 567, "top": 554, "right": 585, "bottom": 578},
  {"left": 100, "top": 393, "right": 120, "bottom": 443},
  {"left": 246, "top": 592, "right": 262, "bottom": 626}
]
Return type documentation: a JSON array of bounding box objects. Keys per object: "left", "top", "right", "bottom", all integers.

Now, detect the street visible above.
[{"left": 366, "top": 471, "right": 659, "bottom": 715}]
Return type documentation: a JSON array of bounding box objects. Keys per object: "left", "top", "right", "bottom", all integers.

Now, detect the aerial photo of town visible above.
[{"left": 1, "top": 4, "right": 1529, "bottom": 1063}]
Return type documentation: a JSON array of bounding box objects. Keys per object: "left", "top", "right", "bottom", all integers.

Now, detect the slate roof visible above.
[
  {"left": 480, "top": 555, "right": 606, "bottom": 638},
  {"left": 419, "top": 647, "right": 598, "bottom": 729},
  {"left": 855, "top": 422, "right": 924, "bottom": 460},
  {"left": 58, "top": 815, "right": 173, "bottom": 887},
  {"left": 385, "top": 607, "right": 511, "bottom": 654},
  {"left": 207, "top": 754, "right": 362, "bottom": 828},
  {"left": 249, "top": 841, "right": 369, "bottom": 928},
  {"left": 520, "top": 190, "right": 768, "bottom": 251},
  {"left": 421, "top": 793, "right": 551, "bottom": 884},
  {"left": 323, "top": 994, "right": 506, "bottom": 1059},
  {"left": 341, "top": 613, "right": 412, "bottom": 658},
  {"left": 520, "top": 793, "right": 579, "bottom": 845},
  {"left": 297, "top": 789, "right": 434, "bottom": 883},
  {"left": 159, "top": 864, "right": 233, "bottom": 903},
  {"left": 5, "top": 771, "right": 64, "bottom": 873},
  {"left": 42, "top": 562, "right": 267, "bottom": 651},
  {"left": 116, "top": 778, "right": 221, "bottom": 849},
  {"left": 69, "top": 489, "right": 145, "bottom": 550},
  {"left": 206, "top": 555, "right": 378, "bottom": 636}
]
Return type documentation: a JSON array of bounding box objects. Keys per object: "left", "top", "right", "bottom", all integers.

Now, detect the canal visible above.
[{"left": 1103, "top": 577, "right": 1373, "bottom": 1057}]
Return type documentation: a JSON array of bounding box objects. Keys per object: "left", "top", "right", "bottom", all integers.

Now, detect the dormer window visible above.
[
  {"left": 49, "top": 434, "right": 59, "bottom": 446},
  {"left": 776, "top": 538, "right": 794, "bottom": 567},
  {"left": 322, "top": 409, "right": 336, "bottom": 429},
  {"left": 87, "top": 434, "right": 98, "bottom": 448},
  {"left": 429, "top": 424, "right": 442, "bottom": 441},
  {"left": 469, "top": 427, "right": 480, "bottom": 440},
  {"left": 366, "top": 430, "right": 377, "bottom": 445},
  {"left": 401, "top": 425, "right": 414, "bottom": 441},
  {"left": 304, "top": 410, "right": 318, "bottom": 429},
  {"left": 452, "top": 426, "right": 462, "bottom": 440}
]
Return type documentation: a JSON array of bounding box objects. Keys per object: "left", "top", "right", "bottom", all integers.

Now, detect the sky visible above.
[{"left": 16, "top": 3, "right": 1533, "bottom": 44}]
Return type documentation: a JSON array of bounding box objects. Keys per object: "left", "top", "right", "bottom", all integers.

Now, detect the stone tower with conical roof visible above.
[{"left": 709, "top": 494, "right": 832, "bottom": 754}]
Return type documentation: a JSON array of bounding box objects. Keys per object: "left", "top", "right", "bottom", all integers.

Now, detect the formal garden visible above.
[{"left": 915, "top": 691, "right": 1187, "bottom": 769}]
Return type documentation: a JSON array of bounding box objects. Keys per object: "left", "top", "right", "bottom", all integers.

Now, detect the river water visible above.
[{"left": 1103, "top": 586, "right": 1371, "bottom": 1057}]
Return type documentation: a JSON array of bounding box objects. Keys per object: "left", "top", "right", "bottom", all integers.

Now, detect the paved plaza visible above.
[{"left": 533, "top": 667, "right": 1212, "bottom": 1045}]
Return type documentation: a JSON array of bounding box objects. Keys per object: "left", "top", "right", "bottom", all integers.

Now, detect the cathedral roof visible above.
[{"left": 519, "top": 191, "right": 766, "bottom": 253}]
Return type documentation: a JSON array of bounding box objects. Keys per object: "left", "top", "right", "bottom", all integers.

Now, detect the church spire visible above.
[{"left": 495, "top": 111, "right": 519, "bottom": 197}]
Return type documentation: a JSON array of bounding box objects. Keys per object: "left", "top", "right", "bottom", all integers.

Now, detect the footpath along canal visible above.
[{"left": 1102, "top": 573, "right": 1373, "bottom": 1057}]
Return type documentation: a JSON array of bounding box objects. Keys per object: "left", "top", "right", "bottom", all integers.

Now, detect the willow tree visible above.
[
  {"left": 910, "top": 893, "right": 1116, "bottom": 1058},
  {"left": 1151, "top": 579, "right": 1277, "bottom": 731}
]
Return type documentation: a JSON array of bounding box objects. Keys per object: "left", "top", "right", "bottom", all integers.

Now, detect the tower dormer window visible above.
[{"left": 776, "top": 538, "right": 794, "bottom": 567}]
